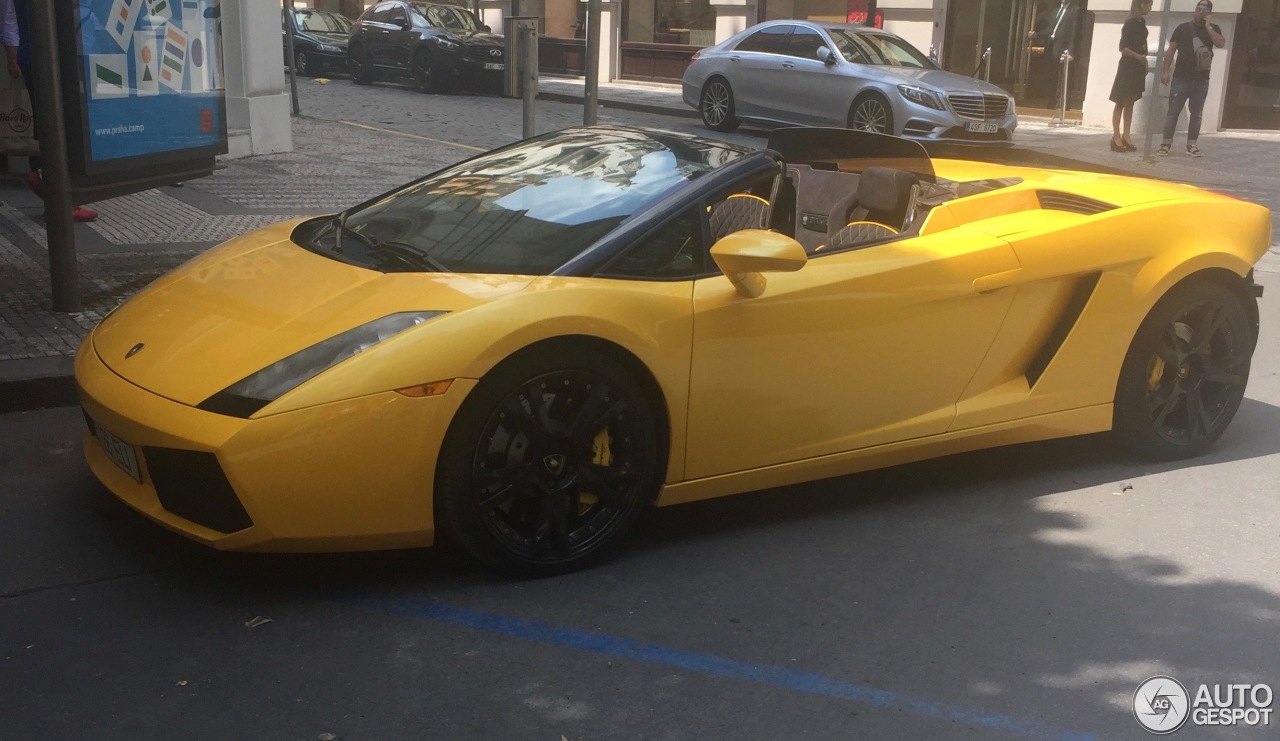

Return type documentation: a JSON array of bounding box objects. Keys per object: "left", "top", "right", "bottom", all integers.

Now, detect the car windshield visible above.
[
  {"left": 307, "top": 128, "right": 747, "bottom": 275},
  {"left": 293, "top": 9, "right": 351, "bottom": 33},
  {"left": 826, "top": 30, "right": 934, "bottom": 68},
  {"left": 413, "top": 3, "right": 481, "bottom": 31}
]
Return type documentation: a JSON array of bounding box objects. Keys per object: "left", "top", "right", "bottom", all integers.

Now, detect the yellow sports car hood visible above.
[{"left": 92, "top": 220, "right": 532, "bottom": 406}]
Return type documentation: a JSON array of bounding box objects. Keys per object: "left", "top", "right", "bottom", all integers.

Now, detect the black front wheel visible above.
[
  {"left": 349, "top": 45, "right": 371, "bottom": 85},
  {"left": 437, "top": 347, "right": 661, "bottom": 576},
  {"left": 413, "top": 50, "right": 442, "bottom": 93},
  {"left": 1114, "top": 280, "right": 1253, "bottom": 460}
]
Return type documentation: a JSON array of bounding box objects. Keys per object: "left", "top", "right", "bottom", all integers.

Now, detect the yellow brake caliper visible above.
[
  {"left": 579, "top": 427, "right": 612, "bottom": 515},
  {"left": 1147, "top": 354, "right": 1166, "bottom": 391}
]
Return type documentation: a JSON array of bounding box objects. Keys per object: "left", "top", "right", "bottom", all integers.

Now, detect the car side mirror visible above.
[
  {"left": 392, "top": 16, "right": 409, "bottom": 29},
  {"left": 710, "top": 229, "right": 807, "bottom": 298},
  {"left": 817, "top": 46, "right": 837, "bottom": 66},
  {"left": 482, "top": 24, "right": 491, "bottom": 32}
]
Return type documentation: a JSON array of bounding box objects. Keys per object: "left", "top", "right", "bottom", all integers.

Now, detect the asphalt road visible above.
[
  {"left": 2, "top": 270, "right": 1277, "bottom": 740},
  {"left": 4, "top": 80, "right": 1279, "bottom": 740}
]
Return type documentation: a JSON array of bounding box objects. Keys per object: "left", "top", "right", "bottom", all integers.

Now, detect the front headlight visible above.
[
  {"left": 199, "top": 311, "right": 445, "bottom": 417},
  {"left": 436, "top": 37, "right": 462, "bottom": 51},
  {"left": 319, "top": 44, "right": 341, "bottom": 53},
  {"left": 897, "top": 84, "right": 944, "bottom": 111}
]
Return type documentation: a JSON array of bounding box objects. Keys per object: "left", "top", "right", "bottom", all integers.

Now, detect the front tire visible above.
[
  {"left": 848, "top": 93, "right": 894, "bottom": 134},
  {"left": 1114, "top": 280, "right": 1253, "bottom": 460},
  {"left": 700, "top": 78, "right": 741, "bottom": 132},
  {"left": 349, "top": 45, "right": 371, "bottom": 85},
  {"left": 436, "top": 347, "right": 661, "bottom": 576},
  {"left": 412, "top": 49, "right": 442, "bottom": 93}
]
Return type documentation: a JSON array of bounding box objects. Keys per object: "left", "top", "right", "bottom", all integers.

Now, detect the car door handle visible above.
[
  {"left": 781, "top": 61, "right": 795, "bottom": 68},
  {"left": 729, "top": 55, "right": 741, "bottom": 63},
  {"left": 973, "top": 268, "right": 1025, "bottom": 293}
]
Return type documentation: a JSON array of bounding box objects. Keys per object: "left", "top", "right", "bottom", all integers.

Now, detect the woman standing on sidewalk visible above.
[{"left": 1109, "top": 0, "right": 1152, "bottom": 152}]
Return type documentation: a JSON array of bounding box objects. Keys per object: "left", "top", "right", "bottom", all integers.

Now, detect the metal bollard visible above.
[
  {"left": 982, "top": 46, "right": 992, "bottom": 82},
  {"left": 1048, "top": 50, "right": 1080, "bottom": 128},
  {"left": 521, "top": 23, "right": 538, "bottom": 139}
]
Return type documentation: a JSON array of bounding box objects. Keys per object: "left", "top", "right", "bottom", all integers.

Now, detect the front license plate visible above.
[
  {"left": 966, "top": 121, "right": 999, "bottom": 133},
  {"left": 97, "top": 423, "right": 141, "bottom": 483},
  {"left": 483, "top": 62, "right": 504, "bottom": 70}
]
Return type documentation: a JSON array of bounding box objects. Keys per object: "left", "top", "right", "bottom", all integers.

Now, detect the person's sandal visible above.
[
  {"left": 1158, "top": 144, "right": 1171, "bottom": 156},
  {"left": 1186, "top": 144, "right": 1203, "bottom": 157}
]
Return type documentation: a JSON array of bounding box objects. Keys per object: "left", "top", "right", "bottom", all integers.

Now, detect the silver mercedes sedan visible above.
[{"left": 682, "top": 21, "right": 1018, "bottom": 145}]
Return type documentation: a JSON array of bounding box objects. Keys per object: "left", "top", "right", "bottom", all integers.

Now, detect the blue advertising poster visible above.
[{"left": 76, "top": 0, "right": 227, "bottom": 163}]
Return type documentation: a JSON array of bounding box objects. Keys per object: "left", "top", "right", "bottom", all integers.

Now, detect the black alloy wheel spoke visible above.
[
  {"left": 476, "top": 482, "right": 523, "bottom": 510},
  {"left": 1203, "top": 354, "right": 1245, "bottom": 386},
  {"left": 566, "top": 383, "right": 615, "bottom": 439},
  {"left": 475, "top": 462, "right": 537, "bottom": 489},
  {"left": 500, "top": 395, "right": 554, "bottom": 448},
  {"left": 1186, "top": 388, "right": 1212, "bottom": 441},
  {"left": 1147, "top": 383, "right": 1180, "bottom": 419},
  {"left": 1191, "top": 304, "right": 1226, "bottom": 354},
  {"left": 578, "top": 463, "right": 630, "bottom": 507},
  {"left": 534, "top": 499, "right": 573, "bottom": 556}
]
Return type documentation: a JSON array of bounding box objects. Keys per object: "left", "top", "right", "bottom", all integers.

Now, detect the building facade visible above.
[{"left": 290, "top": 0, "right": 1279, "bottom": 132}]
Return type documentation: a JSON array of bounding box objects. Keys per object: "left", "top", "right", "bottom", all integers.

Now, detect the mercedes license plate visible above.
[
  {"left": 483, "top": 62, "right": 504, "bottom": 71},
  {"left": 966, "top": 121, "right": 999, "bottom": 133},
  {"left": 97, "top": 423, "right": 141, "bottom": 482}
]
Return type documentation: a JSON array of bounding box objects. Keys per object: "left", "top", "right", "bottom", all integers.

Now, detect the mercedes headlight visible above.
[
  {"left": 897, "top": 84, "right": 944, "bottom": 111},
  {"left": 199, "top": 311, "right": 445, "bottom": 417}
]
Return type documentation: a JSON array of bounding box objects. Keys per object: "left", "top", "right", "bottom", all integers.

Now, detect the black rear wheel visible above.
[
  {"left": 437, "top": 347, "right": 661, "bottom": 576},
  {"left": 1114, "top": 280, "right": 1253, "bottom": 460}
]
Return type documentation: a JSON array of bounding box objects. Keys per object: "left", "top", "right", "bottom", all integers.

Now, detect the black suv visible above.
[{"left": 348, "top": 1, "right": 505, "bottom": 93}]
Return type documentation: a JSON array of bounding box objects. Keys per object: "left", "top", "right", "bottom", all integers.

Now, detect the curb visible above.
[
  {"left": 537, "top": 91, "right": 699, "bottom": 121},
  {"left": 0, "top": 355, "right": 78, "bottom": 414}
]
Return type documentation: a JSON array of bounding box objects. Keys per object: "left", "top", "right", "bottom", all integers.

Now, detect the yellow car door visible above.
[{"left": 684, "top": 226, "right": 1021, "bottom": 480}]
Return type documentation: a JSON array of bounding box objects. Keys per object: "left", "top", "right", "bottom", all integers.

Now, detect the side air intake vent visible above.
[{"left": 1037, "top": 191, "right": 1116, "bottom": 215}]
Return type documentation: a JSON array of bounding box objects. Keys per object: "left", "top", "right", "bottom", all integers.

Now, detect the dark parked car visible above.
[
  {"left": 282, "top": 7, "right": 353, "bottom": 77},
  {"left": 348, "top": 1, "right": 505, "bottom": 92}
]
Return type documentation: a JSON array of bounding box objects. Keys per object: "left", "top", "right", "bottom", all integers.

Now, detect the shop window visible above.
[{"left": 624, "top": 0, "right": 717, "bottom": 47}]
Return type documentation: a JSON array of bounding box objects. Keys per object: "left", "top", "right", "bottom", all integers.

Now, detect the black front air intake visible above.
[{"left": 142, "top": 447, "right": 253, "bottom": 534}]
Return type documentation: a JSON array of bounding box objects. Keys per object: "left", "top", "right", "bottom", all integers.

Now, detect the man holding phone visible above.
[{"left": 1159, "top": 0, "right": 1225, "bottom": 157}]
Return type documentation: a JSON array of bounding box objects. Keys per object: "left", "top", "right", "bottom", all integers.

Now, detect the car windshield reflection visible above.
[
  {"left": 827, "top": 29, "right": 934, "bottom": 69},
  {"left": 307, "top": 128, "right": 748, "bottom": 275}
]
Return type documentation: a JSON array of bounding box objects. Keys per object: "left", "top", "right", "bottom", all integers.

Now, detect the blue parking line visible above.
[{"left": 350, "top": 594, "right": 1096, "bottom": 741}]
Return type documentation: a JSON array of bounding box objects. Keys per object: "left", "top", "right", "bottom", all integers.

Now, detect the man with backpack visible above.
[{"left": 1159, "top": 0, "right": 1226, "bottom": 157}]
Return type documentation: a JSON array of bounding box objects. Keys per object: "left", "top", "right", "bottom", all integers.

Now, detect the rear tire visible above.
[
  {"left": 294, "top": 50, "right": 314, "bottom": 78},
  {"left": 700, "top": 78, "right": 741, "bottom": 132},
  {"left": 848, "top": 93, "right": 894, "bottom": 134},
  {"left": 1113, "top": 280, "right": 1252, "bottom": 460},
  {"left": 436, "top": 346, "right": 661, "bottom": 576}
]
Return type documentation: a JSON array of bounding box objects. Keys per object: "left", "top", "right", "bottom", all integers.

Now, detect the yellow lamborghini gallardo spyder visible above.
[{"left": 76, "top": 126, "right": 1269, "bottom": 575}]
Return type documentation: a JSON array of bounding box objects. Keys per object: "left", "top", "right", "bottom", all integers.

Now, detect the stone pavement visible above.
[{"left": 2, "top": 77, "right": 1278, "bottom": 409}]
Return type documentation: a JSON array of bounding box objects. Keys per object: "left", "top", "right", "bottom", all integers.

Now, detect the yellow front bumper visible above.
[{"left": 75, "top": 339, "right": 476, "bottom": 552}]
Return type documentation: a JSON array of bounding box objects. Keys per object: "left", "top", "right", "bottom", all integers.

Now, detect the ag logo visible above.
[{"left": 1134, "top": 676, "right": 1191, "bottom": 734}]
